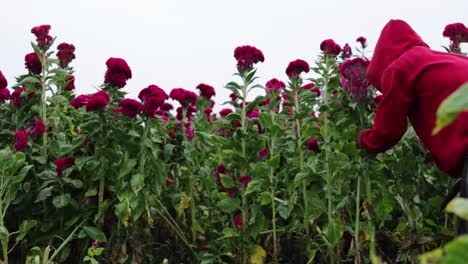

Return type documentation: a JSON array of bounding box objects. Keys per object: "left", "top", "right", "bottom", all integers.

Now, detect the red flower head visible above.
[
  {"left": 27, "top": 120, "right": 46, "bottom": 140},
  {"left": 306, "top": 138, "right": 320, "bottom": 153},
  {"left": 91, "top": 241, "right": 99, "bottom": 249},
  {"left": 138, "top": 85, "right": 168, "bottom": 102},
  {"left": 11, "top": 87, "right": 27, "bottom": 108},
  {"left": 234, "top": 45, "right": 265, "bottom": 72},
  {"left": 356, "top": 36, "right": 367, "bottom": 49},
  {"left": 286, "top": 59, "right": 310, "bottom": 78},
  {"left": 341, "top": 43, "right": 352, "bottom": 59},
  {"left": 70, "top": 94, "right": 90, "bottom": 109},
  {"left": 54, "top": 157, "right": 75, "bottom": 177},
  {"left": 339, "top": 58, "right": 370, "bottom": 101},
  {"left": 65, "top": 75, "right": 75, "bottom": 91},
  {"left": 116, "top": 98, "right": 143, "bottom": 117},
  {"left": 233, "top": 215, "right": 244, "bottom": 230},
  {"left": 246, "top": 109, "right": 259, "bottom": 119},
  {"left": 0, "top": 88, "right": 10, "bottom": 103},
  {"left": 258, "top": 147, "right": 269, "bottom": 159},
  {"left": 166, "top": 178, "right": 174, "bottom": 186},
  {"left": 31, "top": 25, "right": 52, "bottom": 48},
  {"left": 301, "top": 83, "right": 321, "bottom": 96},
  {"left": 373, "top": 94, "right": 383, "bottom": 105},
  {"left": 219, "top": 108, "right": 233, "bottom": 118},
  {"left": 196, "top": 83, "right": 216, "bottom": 99},
  {"left": 25, "top": 53, "right": 42, "bottom": 75},
  {"left": 185, "top": 122, "right": 195, "bottom": 141},
  {"left": 229, "top": 93, "right": 238, "bottom": 102},
  {"left": 14, "top": 130, "right": 28, "bottom": 151},
  {"left": 86, "top": 91, "right": 109, "bottom": 112},
  {"left": 214, "top": 164, "right": 227, "bottom": 186},
  {"left": 265, "top": 78, "right": 286, "bottom": 92},
  {"left": 104, "top": 57, "right": 132, "bottom": 88},
  {"left": 170, "top": 88, "right": 198, "bottom": 107},
  {"left": 169, "top": 130, "right": 176, "bottom": 139},
  {"left": 239, "top": 175, "right": 252, "bottom": 188},
  {"left": 57, "top": 43, "right": 76, "bottom": 68},
  {"left": 0, "top": 71, "right": 7, "bottom": 89},
  {"left": 443, "top": 23, "right": 468, "bottom": 43},
  {"left": 320, "top": 39, "right": 341, "bottom": 57},
  {"left": 161, "top": 103, "right": 173, "bottom": 112}
]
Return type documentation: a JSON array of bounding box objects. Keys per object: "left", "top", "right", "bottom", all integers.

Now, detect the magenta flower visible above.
[
  {"left": 11, "top": 87, "right": 27, "bottom": 108},
  {"left": 14, "top": 130, "right": 28, "bottom": 151},
  {"left": 239, "top": 175, "right": 252, "bottom": 188},
  {"left": 25, "top": 53, "right": 42, "bottom": 75},
  {"left": 161, "top": 103, "right": 173, "bottom": 112},
  {"left": 265, "top": 78, "right": 286, "bottom": 92},
  {"left": 116, "top": 98, "right": 143, "bottom": 117},
  {"left": 55, "top": 157, "right": 75, "bottom": 177},
  {"left": 70, "top": 95, "right": 91, "bottom": 109},
  {"left": 234, "top": 45, "right": 265, "bottom": 72},
  {"left": 27, "top": 120, "right": 46, "bottom": 140},
  {"left": 185, "top": 122, "right": 195, "bottom": 141},
  {"left": 246, "top": 109, "right": 259, "bottom": 119},
  {"left": 341, "top": 43, "right": 352, "bottom": 59},
  {"left": 443, "top": 23, "right": 468, "bottom": 43},
  {"left": 320, "top": 39, "right": 341, "bottom": 57},
  {"left": 0, "top": 71, "right": 7, "bottom": 89},
  {"left": 170, "top": 88, "right": 198, "bottom": 106},
  {"left": 306, "top": 138, "right": 320, "bottom": 153},
  {"left": 0, "top": 88, "right": 10, "bottom": 103},
  {"left": 258, "top": 147, "right": 269, "bottom": 159},
  {"left": 339, "top": 58, "right": 370, "bottom": 101},
  {"left": 166, "top": 178, "right": 174, "bottom": 186},
  {"left": 286, "top": 59, "right": 310, "bottom": 78},
  {"left": 229, "top": 93, "right": 238, "bottom": 102},
  {"left": 233, "top": 215, "right": 244, "bottom": 230},
  {"left": 219, "top": 108, "right": 233, "bottom": 118},
  {"left": 65, "top": 75, "right": 75, "bottom": 91},
  {"left": 196, "top": 83, "right": 216, "bottom": 99},
  {"left": 57, "top": 43, "right": 76, "bottom": 68},
  {"left": 104, "top": 57, "right": 132, "bottom": 88},
  {"left": 86, "top": 91, "right": 109, "bottom": 112},
  {"left": 356, "top": 36, "right": 367, "bottom": 49},
  {"left": 31, "top": 25, "right": 52, "bottom": 48},
  {"left": 91, "top": 241, "right": 99, "bottom": 249}
]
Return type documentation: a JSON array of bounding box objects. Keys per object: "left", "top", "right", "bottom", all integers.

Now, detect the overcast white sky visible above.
[{"left": 1, "top": 0, "right": 467, "bottom": 109}]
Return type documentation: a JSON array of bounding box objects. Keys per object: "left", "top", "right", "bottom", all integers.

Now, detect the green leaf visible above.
[
  {"left": 267, "top": 154, "right": 280, "bottom": 169},
  {"left": 127, "top": 130, "right": 140, "bottom": 138},
  {"left": 75, "top": 156, "right": 93, "bottom": 171},
  {"left": 130, "top": 173, "right": 145, "bottom": 193},
  {"left": 216, "top": 198, "right": 240, "bottom": 213},
  {"left": 249, "top": 245, "right": 266, "bottom": 264},
  {"left": 119, "top": 159, "right": 137, "bottom": 178},
  {"left": 52, "top": 193, "right": 71, "bottom": 208},
  {"left": 260, "top": 192, "right": 271, "bottom": 206},
  {"left": 433, "top": 83, "right": 468, "bottom": 134},
  {"left": 445, "top": 197, "right": 468, "bottom": 220},
  {"left": 259, "top": 112, "right": 273, "bottom": 129},
  {"left": 82, "top": 226, "right": 107, "bottom": 242},
  {"left": 220, "top": 174, "right": 235, "bottom": 188},
  {"left": 62, "top": 177, "right": 83, "bottom": 189},
  {"left": 14, "top": 165, "right": 33, "bottom": 183},
  {"left": 19, "top": 76, "right": 40, "bottom": 85},
  {"left": 16, "top": 219, "right": 37, "bottom": 242},
  {"left": 35, "top": 186, "right": 55, "bottom": 203},
  {"left": 419, "top": 235, "right": 468, "bottom": 264}
]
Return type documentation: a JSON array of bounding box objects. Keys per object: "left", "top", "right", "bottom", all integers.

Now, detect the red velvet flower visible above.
[
  {"left": 14, "top": 130, "right": 28, "bottom": 151},
  {"left": 170, "top": 88, "right": 198, "bottom": 106},
  {"left": 234, "top": 45, "right": 265, "bottom": 72},
  {"left": 65, "top": 75, "right": 75, "bottom": 91},
  {"left": 286, "top": 59, "right": 310, "bottom": 78},
  {"left": 233, "top": 215, "right": 243, "bottom": 230},
  {"left": 306, "top": 138, "right": 320, "bottom": 153},
  {"left": 161, "top": 103, "right": 173, "bottom": 112},
  {"left": 0, "top": 71, "right": 7, "bottom": 89},
  {"left": 27, "top": 120, "right": 46, "bottom": 140},
  {"left": 246, "top": 109, "right": 259, "bottom": 119},
  {"left": 265, "top": 78, "right": 286, "bottom": 92},
  {"left": 341, "top": 43, "right": 352, "bottom": 59},
  {"left": 166, "top": 178, "right": 174, "bottom": 186},
  {"left": 239, "top": 175, "right": 252, "bottom": 188},
  {"left": 86, "top": 91, "right": 109, "bottom": 112},
  {"left": 57, "top": 43, "right": 76, "bottom": 68},
  {"left": 340, "top": 58, "right": 370, "bottom": 101},
  {"left": 55, "top": 157, "right": 75, "bottom": 177},
  {"left": 258, "top": 147, "right": 269, "bottom": 159},
  {"left": 185, "top": 122, "right": 195, "bottom": 141},
  {"left": 31, "top": 25, "right": 52, "bottom": 48},
  {"left": 71, "top": 95, "right": 90, "bottom": 109},
  {"left": 356, "top": 36, "right": 367, "bottom": 49},
  {"left": 0, "top": 88, "right": 9, "bottom": 103},
  {"left": 11, "top": 87, "right": 27, "bottom": 108},
  {"left": 196, "top": 83, "right": 216, "bottom": 99},
  {"left": 25, "top": 53, "right": 42, "bottom": 75},
  {"left": 443, "top": 23, "right": 468, "bottom": 43},
  {"left": 116, "top": 98, "right": 143, "bottom": 117},
  {"left": 229, "top": 93, "right": 238, "bottom": 101},
  {"left": 104, "top": 57, "right": 132, "bottom": 88},
  {"left": 320, "top": 39, "right": 341, "bottom": 57},
  {"left": 219, "top": 108, "right": 233, "bottom": 118}
]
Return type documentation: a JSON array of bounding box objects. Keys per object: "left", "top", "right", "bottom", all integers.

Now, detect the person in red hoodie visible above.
[{"left": 358, "top": 19, "right": 468, "bottom": 178}]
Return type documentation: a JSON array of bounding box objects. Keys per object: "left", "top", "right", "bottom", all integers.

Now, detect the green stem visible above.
[
  {"left": 40, "top": 51, "right": 48, "bottom": 159},
  {"left": 0, "top": 201, "right": 7, "bottom": 264},
  {"left": 48, "top": 220, "right": 85, "bottom": 263},
  {"left": 269, "top": 111, "right": 278, "bottom": 263},
  {"left": 240, "top": 75, "right": 249, "bottom": 264},
  {"left": 354, "top": 174, "right": 361, "bottom": 264}
]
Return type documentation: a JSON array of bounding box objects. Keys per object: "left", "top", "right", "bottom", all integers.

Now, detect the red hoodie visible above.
[{"left": 360, "top": 19, "right": 468, "bottom": 177}]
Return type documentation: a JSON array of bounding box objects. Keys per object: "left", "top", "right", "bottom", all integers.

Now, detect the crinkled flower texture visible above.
[
  {"left": 339, "top": 58, "right": 371, "bottom": 101},
  {"left": 234, "top": 45, "right": 265, "bottom": 72},
  {"left": 265, "top": 78, "right": 286, "bottom": 92},
  {"left": 104, "top": 57, "right": 132, "bottom": 88},
  {"left": 286, "top": 59, "right": 310, "bottom": 78},
  {"left": 196, "top": 83, "right": 216, "bottom": 99},
  {"left": 320, "top": 39, "right": 341, "bottom": 57}
]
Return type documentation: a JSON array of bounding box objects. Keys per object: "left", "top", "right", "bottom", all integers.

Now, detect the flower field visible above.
[{"left": 0, "top": 23, "right": 467, "bottom": 264}]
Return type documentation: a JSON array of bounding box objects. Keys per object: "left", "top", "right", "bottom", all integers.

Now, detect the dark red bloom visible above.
[
  {"left": 14, "top": 130, "right": 28, "bottom": 151},
  {"left": 169, "top": 130, "right": 176, "bottom": 139},
  {"left": 234, "top": 45, "right": 265, "bottom": 72},
  {"left": 11, "top": 87, "right": 27, "bottom": 108},
  {"left": 286, "top": 59, "right": 310, "bottom": 78},
  {"left": 25, "top": 53, "right": 42, "bottom": 75},
  {"left": 233, "top": 215, "right": 243, "bottom": 230},
  {"left": 185, "top": 122, "right": 195, "bottom": 141},
  {"left": 373, "top": 94, "right": 383, "bottom": 105},
  {"left": 27, "top": 120, "right": 46, "bottom": 140},
  {"left": 239, "top": 175, "right": 252, "bottom": 188},
  {"left": 166, "top": 178, "right": 174, "bottom": 186},
  {"left": 340, "top": 58, "right": 371, "bottom": 101},
  {"left": 258, "top": 147, "right": 269, "bottom": 159},
  {"left": 86, "top": 91, "right": 109, "bottom": 112},
  {"left": 70, "top": 95, "right": 90, "bottom": 109},
  {"left": 214, "top": 164, "right": 227, "bottom": 186},
  {"left": 246, "top": 109, "right": 259, "bottom": 119},
  {"left": 443, "top": 23, "right": 468, "bottom": 43},
  {"left": 320, "top": 39, "right": 342, "bottom": 57},
  {"left": 196, "top": 83, "right": 216, "bottom": 99},
  {"left": 219, "top": 108, "right": 233, "bottom": 118},
  {"left": 170, "top": 88, "right": 198, "bottom": 106},
  {"left": 31, "top": 25, "right": 52, "bottom": 48},
  {"left": 301, "top": 83, "right": 321, "bottom": 96},
  {"left": 91, "top": 241, "right": 99, "bottom": 249},
  {"left": 116, "top": 98, "right": 143, "bottom": 117},
  {"left": 341, "top": 43, "right": 352, "bottom": 59},
  {"left": 54, "top": 157, "right": 75, "bottom": 177},
  {"left": 0, "top": 88, "right": 10, "bottom": 103},
  {"left": 306, "top": 138, "right": 320, "bottom": 153},
  {"left": 138, "top": 85, "right": 168, "bottom": 103},
  {"left": 265, "top": 78, "right": 286, "bottom": 92},
  {"left": 57, "top": 43, "right": 76, "bottom": 68},
  {"left": 0, "top": 71, "right": 7, "bottom": 89},
  {"left": 161, "top": 103, "right": 173, "bottom": 111},
  {"left": 229, "top": 93, "right": 238, "bottom": 101},
  {"left": 65, "top": 75, "right": 75, "bottom": 91},
  {"left": 104, "top": 57, "right": 132, "bottom": 88},
  {"left": 356, "top": 36, "right": 367, "bottom": 49}
]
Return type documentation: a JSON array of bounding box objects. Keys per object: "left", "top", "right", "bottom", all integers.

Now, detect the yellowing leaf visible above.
[{"left": 249, "top": 245, "right": 266, "bottom": 264}]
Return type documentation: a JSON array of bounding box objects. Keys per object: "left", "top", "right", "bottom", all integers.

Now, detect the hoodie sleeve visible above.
[{"left": 360, "top": 67, "right": 414, "bottom": 153}]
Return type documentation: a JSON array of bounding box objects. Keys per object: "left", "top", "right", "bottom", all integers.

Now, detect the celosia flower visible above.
[
  {"left": 169, "top": 130, "right": 176, "bottom": 139},
  {"left": 14, "top": 130, "right": 28, "bottom": 151},
  {"left": 443, "top": 23, "right": 468, "bottom": 43},
  {"left": 258, "top": 147, "right": 269, "bottom": 159},
  {"left": 70, "top": 95, "right": 90, "bottom": 109},
  {"left": 170, "top": 88, "right": 198, "bottom": 106},
  {"left": 233, "top": 215, "right": 243, "bottom": 230},
  {"left": 185, "top": 122, "right": 195, "bottom": 141},
  {"left": 234, "top": 45, "right": 265, "bottom": 72},
  {"left": 25, "top": 53, "right": 42, "bottom": 75},
  {"left": 91, "top": 241, "right": 99, "bottom": 249},
  {"left": 229, "top": 93, "right": 238, "bottom": 101},
  {"left": 55, "top": 157, "right": 75, "bottom": 177},
  {"left": 11, "top": 87, "right": 27, "bottom": 108},
  {"left": 116, "top": 98, "right": 143, "bottom": 117},
  {"left": 27, "top": 120, "right": 46, "bottom": 140},
  {"left": 286, "top": 59, "right": 310, "bottom": 78},
  {"left": 0, "top": 88, "right": 10, "bottom": 103},
  {"left": 104, "top": 57, "right": 132, "bottom": 88},
  {"left": 166, "top": 178, "right": 174, "bottom": 186},
  {"left": 246, "top": 109, "right": 259, "bottom": 119},
  {"left": 138, "top": 85, "right": 168, "bottom": 103},
  {"left": 356, "top": 36, "right": 367, "bottom": 49},
  {"left": 265, "top": 78, "right": 286, "bottom": 92},
  {"left": 161, "top": 103, "right": 173, "bottom": 111},
  {"left": 219, "top": 108, "right": 233, "bottom": 118},
  {"left": 65, "top": 75, "right": 75, "bottom": 91},
  {"left": 86, "top": 91, "right": 109, "bottom": 112},
  {"left": 31, "top": 25, "right": 52, "bottom": 48},
  {"left": 56, "top": 43, "right": 76, "bottom": 68},
  {"left": 320, "top": 39, "right": 341, "bottom": 57},
  {"left": 239, "top": 175, "right": 252, "bottom": 188},
  {"left": 196, "top": 83, "right": 216, "bottom": 99},
  {"left": 341, "top": 43, "right": 352, "bottom": 59},
  {"left": 306, "top": 138, "right": 320, "bottom": 153},
  {"left": 339, "top": 58, "right": 370, "bottom": 101},
  {"left": 0, "top": 71, "right": 7, "bottom": 89}
]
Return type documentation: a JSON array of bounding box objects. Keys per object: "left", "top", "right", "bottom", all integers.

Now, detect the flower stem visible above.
[
  {"left": 269, "top": 111, "right": 278, "bottom": 263},
  {"left": 40, "top": 51, "right": 48, "bottom": 159},
  {"left": 240, "top": 75, "right": 249, "bottom": 264}
]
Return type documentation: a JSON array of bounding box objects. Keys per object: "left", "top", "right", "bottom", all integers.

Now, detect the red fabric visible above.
[{"left": 361, "top": 19, "right": 468, "bottom": 177}]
